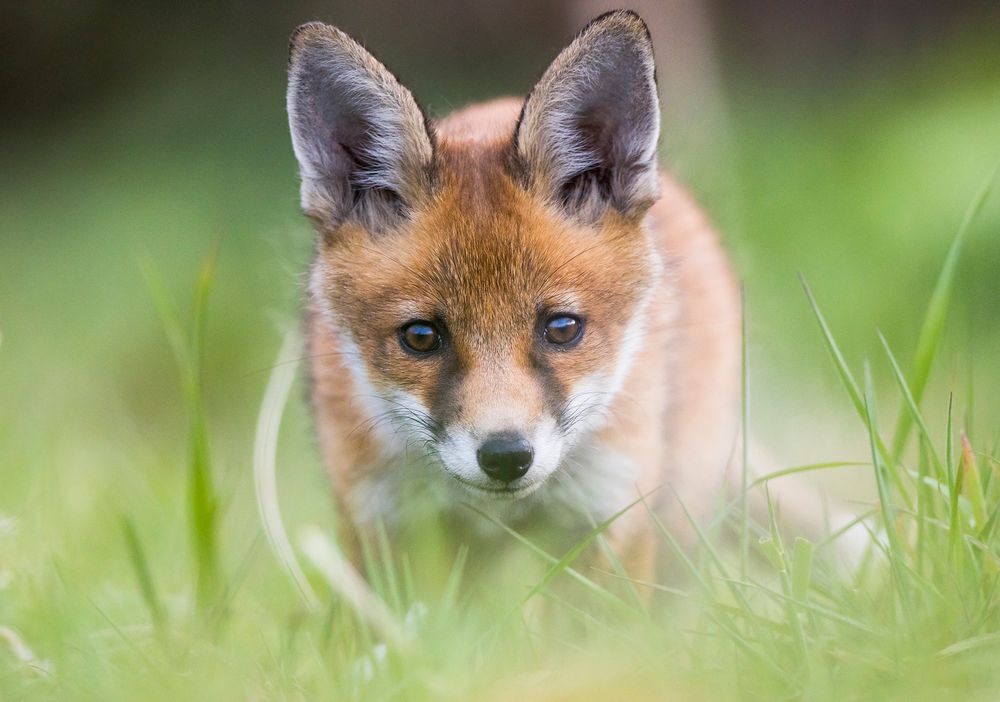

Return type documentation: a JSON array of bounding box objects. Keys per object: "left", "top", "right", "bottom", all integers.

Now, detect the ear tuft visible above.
[
  {"left": 515, "top": 10, "right": 660, "bottom": 221},
  {"left": 287, "top": 22, "right": 434, "bottom": 233}
]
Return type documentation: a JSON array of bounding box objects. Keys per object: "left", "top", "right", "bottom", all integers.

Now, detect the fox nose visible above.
[{"left": 477, "top": 433, "right": 533, "bottom": 483}]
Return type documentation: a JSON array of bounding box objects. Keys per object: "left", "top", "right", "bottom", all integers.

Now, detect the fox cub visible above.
[{"left": 287, "top": 11, "right": 744, "bottom": 580}]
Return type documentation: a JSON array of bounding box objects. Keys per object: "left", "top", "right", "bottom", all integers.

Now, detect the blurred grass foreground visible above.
[{"left": 2, "top": 2, "right": 1000, "bottom": 700}]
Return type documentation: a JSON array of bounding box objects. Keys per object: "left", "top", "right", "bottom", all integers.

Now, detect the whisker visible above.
[{"left": 238, "top": 349, "right": 365, "bottom": 380}]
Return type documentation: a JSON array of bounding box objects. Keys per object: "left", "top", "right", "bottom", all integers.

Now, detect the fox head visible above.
[{"left": 288, "top": 11, "right": 662, "bottom": 500}]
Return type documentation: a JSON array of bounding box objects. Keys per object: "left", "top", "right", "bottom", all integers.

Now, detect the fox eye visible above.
[
  {"left": 543, "top": 315, "right": 583, "bottom": 346},
  {"left": 399, "top": 321, "right": 442, "bottom": 354}
]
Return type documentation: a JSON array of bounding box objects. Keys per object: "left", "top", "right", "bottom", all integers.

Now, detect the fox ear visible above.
[
  {"left": 515, "top": 10, "right": 660, "bottom": 221},
  {"left": 287, "top": 22, "right": 434, "bottom": 232}
]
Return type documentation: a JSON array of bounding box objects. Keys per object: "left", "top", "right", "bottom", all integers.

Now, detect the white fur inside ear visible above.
[
  {"left": 516, "top": 11, "right": 661, "bottom": 219},
  {"left": 287, "top": 23, "right": 433, "bottom": 230}
]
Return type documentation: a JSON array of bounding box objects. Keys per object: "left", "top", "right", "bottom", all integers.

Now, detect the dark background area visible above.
[{"left": 3, "top": 1, "right": 996, "bottom": 125}]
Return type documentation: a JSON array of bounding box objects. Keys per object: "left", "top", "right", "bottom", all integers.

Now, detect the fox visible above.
[{"left": 286, "top": 10, "right": 844, "bottom": 584}]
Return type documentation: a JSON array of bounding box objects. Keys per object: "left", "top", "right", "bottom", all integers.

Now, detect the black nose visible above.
[{"left": 477, "top": 433, "right": 533, "bottom": 484}]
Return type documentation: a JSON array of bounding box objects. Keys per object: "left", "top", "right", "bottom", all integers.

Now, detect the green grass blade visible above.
[
  {"left": 665, "top": 486, "right": 764, "bottom": 648},
  {"left": 644, "top": 499, "right": 715, "bottom": 596},
  {"left": 946, "top": 395, "right": 965, "bottom": 566},
  {"left": 299, "top": 526, "right": 411, "bottom": 652},
  {"left": 862, "top": 363, "right": 910, "bottom": 609},
  {"left": 802, "top": 276, "right": 912, "bottom": 508},
  {"left": 186, "top": 254, "right": 221, "bottom": 613},
  {"left": 790, "top": 538, "right": 814, "bottom": 602},
  {"left": 891, "top": 166, "right": 999, "bottom": 457},
  {"left": 592, "top": 531, "right": 646, "bottom": 610},
  {"left": 252, "top": 329, "right": 319, "bottom": 611},
  {"left": 800, "top": 274, "right": 865, "bottom": 419},
  {"left": 439, "top": 545, "right": 468, "bottom": 617},
  {"left": 463, "top": 504, "right": 635, "bottom": 613},
  {"left": 120, "top": 516, "right": 166, "bottom": 634},
  {"left": 720, "top": 578, "right": 877, "bottom": 635},
  {"left": 977, "top": 500, "right": 1000, "bottom": 544},
  {"left": 750, "top": 461, "right": 868, "bottom": 488},
  {"left": 514, "top": 491, "right": 655, "bottom": 612},
  {"left": 139, "top": 259, "right": 191, "bottom": 386},
  {"left": 960, "top": 434, "right": 988, "bottom": 530},
  {"left": 936, "top": 632, "right": 1000, "bottom": 658},
  {"left": 740, "top": 286, "right": 750, "bottom": 580},
  {"left": 374, "top": 520, "right": 404, "bottom": 616},
  {"left": 816, "top": 507, "right": 878, "bottom": 552},
  {"left": 878, "top": 331, "right": 943, "bottom": 477},
  {"left": 916, "top": 441, "right": 931, "bottom": 576},
  {"left": 142, "top": 254, "right": 222, "bottom": 614}
]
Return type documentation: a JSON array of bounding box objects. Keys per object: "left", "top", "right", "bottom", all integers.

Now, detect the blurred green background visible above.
[{"left": 0, "top": 1, "right": 999, "bottom": 689}]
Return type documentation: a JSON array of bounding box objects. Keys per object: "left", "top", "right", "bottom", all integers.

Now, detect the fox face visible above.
[{"left": 289, "top": 12, "right": 663, "bottom": 502}]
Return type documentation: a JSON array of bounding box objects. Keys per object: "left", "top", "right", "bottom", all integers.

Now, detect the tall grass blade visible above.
[
  {"left": 750, "top": 461, "right": 868, "bottom": 488},
  {"left": 945, "top": 396, "right": 965, "bottom": 566},
  {"left": 0, "top": 626, "right": 53, "bottom": 678},
  {"left": 439, "top": 545, "right": 468, "bottom": 617},
  {"left": 878, "top": 331, "right": 943, "bottom": 477},
  {"left": 253, "top": 328, "right": 319, "bottom": 611},
  {"left": 142, "top": 254, "right": 222, "bottom": 613},
  {"left": 185, "top": 254, "right": 221, "bottom": 613},
  {"left": 862, "top": 363, "right": 909, "bottom": 608},
  {"left": 515, "top": 491, "right": 654, "bottom": 611},
  {"left": 800, "top": 274, "right": 865, "bottom": 419},
  {"left": 740, "top": 286, "right": 750, "bottom": 579},
  {"left": 960, "top": 434, "right": 988, "bottom": 529},
  {"left": 936, "top": 632, "right": 1000, "bottom": 658},
  {"left": 801, "top": 276, "right": 911, "bottom": 507},
  {"left": 299, "top": 526, "right": 410, "bottom": 652},
  {"left": 721, "top": 578, "right": 876, "bottom": 634},
  {"left": 790, "top": 538, "right": 814, "bottom": 602},
  {"left": 139, "top": 260, "right": 190, "bottom": 380},
  {"left": 120, "top": 516, "right": 166, "bottom": 634},
  {"left": 464, "top": 504, "right": 636, "bottom": 612},
  {"left": 891, "top": 166, "right": 999, "bottom": 457},
  {"left": 916, "top": 441, "right": 931, "bottom": 576}
]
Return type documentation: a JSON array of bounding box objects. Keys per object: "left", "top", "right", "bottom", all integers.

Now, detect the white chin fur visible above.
[{"left": 449, "top": 478, "right": 545, "bottom": 501}]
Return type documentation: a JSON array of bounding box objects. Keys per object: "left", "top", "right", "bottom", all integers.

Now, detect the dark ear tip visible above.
[
  {"left": 585, "top": 9, "right": 653, "bottom": 47},
  {"left": 289, "top": 21, "right": 326, "bottom": 50},
  {"left": 288, "top": 21, "right": 349, "bottom": 61}
]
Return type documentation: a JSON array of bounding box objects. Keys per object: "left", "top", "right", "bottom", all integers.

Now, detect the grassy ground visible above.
[{"left": 1, "top": 32, "right": 999, "bottom": 701}]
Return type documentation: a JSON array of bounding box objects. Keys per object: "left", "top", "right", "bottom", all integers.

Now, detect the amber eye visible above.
[
  {"left": 399, "top": 321, "right": 441, "bottom": 354},
  {"left": 543, "top": 315, "right": 583, "bottom": 346}
]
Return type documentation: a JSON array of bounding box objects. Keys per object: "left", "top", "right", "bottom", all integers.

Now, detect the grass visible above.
[
  {"left": 1, "top": 163, "right": 998, "bottom": 702},
  {"left": 2, "top": 30, "right": 1000, "bottom": 702}
]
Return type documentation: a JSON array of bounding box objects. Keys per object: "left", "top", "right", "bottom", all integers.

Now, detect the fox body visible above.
[{"left": 287, "top": 11, "right": 741, "bottom": 578}]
